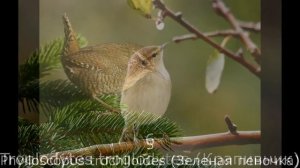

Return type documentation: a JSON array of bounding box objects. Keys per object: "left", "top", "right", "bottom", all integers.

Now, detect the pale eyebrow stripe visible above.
[
  {"left": 135, "top": 51, "right": 145, "bottom": 60},
  {"left": 152, "top": 48, "right": 161, "bottom": 56}
]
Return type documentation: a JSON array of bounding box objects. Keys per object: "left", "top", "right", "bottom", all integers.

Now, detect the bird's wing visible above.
[
  {"left": 63, "top": 43, "right": 141, "bottom": 74},
  {"left": 63, "top": 50, "right": 127, "bottom": 75},
  {"left": 122, "top": 70, "right": 151, "bottom": 91}
]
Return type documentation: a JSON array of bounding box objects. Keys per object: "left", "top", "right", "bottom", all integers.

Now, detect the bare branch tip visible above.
[
  {"left": 172, "top": 34, "right": 197, "bottom": 43},
  {"left": 235, "top": 48, "right": 244, "bottom": 58},
  {"left": 175, "top": 12, "right": 182, "bottom": 18},
  {"left": 224, "top": 115, "right": 238, "bottom": 135}
]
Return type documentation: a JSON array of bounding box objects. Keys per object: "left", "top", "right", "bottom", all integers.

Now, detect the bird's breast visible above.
[{"left": 121, "top": 72, "right": 171, "bottom": 121}]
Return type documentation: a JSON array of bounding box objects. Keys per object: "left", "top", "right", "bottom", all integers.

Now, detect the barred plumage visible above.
[{"left": 61, "top": 14, "right": 142, "bottom": 112}]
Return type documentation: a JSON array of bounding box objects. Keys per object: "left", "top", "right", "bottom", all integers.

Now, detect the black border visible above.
[
  {"left": 282, "top": 0, "right": 299, "bottom": 158},
  {"left": 0, "top": 0, "right": 19, "bottom": 155}
]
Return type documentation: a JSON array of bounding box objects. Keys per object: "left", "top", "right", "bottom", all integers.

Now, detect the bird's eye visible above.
[
  {"left": 151, "top": 53, "right": 157, "bottom": 58},
  {"left": 141, "top": 60, "right": 147, "bottom": 66}
]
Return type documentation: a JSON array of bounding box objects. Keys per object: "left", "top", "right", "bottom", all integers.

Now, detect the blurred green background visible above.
[{"left": 39, "top": 0, "right": 260, "bottom": 165}]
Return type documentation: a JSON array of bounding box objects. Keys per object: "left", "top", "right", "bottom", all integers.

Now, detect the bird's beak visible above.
[{"left": 160, "top": 42, "right": 169, "bottom": 50}]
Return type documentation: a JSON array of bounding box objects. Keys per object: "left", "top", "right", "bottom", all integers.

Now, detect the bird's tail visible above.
[{"left": 62, "top": 13, "right": 80, "bottom": 57}]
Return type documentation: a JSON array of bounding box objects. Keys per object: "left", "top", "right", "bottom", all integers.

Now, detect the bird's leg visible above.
[
  {"left": 119, "top": 125, "right": 135, "bottom": 142},
  {"left": 92, "top": 95, "right": 120, "bottom": 114},
  {"left": 133, "top": 124, "right": 139, "bottom": 142},
  {"left": 160, "top": 132, "right": 173, "bottom": 151}
]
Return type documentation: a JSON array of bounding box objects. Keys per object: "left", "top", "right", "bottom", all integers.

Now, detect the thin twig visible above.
[
  {"left": 173, "top": 34, "right": 197, "bottom": 43},
  {"left": 205, "top": 29, "right": 239, "bottom": 37},
  {"left": 239, "top": 21, "right": 260, "bottom": 32},
  {"left": 173, "top": 30, "right": 240, "bottom": 43},
  {"left": 212, "top": 0, "right": 261, "bottom": 63},
  {"left": 153, "top": 0, "right": 260, "bottom": 78}
]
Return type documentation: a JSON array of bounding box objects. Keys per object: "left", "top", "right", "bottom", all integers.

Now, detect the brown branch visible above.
[
  {"left": 173, "top": 30, "right": 239, "bottom": 43},
  {"left": 173, "top": 34, "right": 198, "bottom": 43},
  {"left": 153, "top": 0, "right": 260, "bottom": 78},
  {"left": 41, "top": 131, "right": 260, "bottom": 159},
  {"left": 212, "top": 0, "right": 261, "bottom": 63},
  {"left": 173, "top": 30, "right": 240, "bottom": 43},
  {"left": 41, "top": 115, "right": 260, "bottom": 160},
  {"left": 204, "top": 29, "right": 240, "bottom": 37}
]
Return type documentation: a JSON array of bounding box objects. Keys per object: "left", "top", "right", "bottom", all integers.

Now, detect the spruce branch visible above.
[
  {"left": 19, "top": 35, "right": 88, "bottom": 113},
  {"left": 19, "top": 104, "right": 182, "bottom": 155},
  {"left": 153, "top": 0, "right": 260, "bottom": 78},
  {"left": 41, "top": 116, "right": 260, "bottom": 159},
  {"left": 39, "top": 80, "right": 89, "bottom": 107},
  {"left": 18, "top": 119, "right": 40, "bottom": 155}
]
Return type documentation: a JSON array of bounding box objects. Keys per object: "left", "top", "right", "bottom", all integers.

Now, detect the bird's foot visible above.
[
  {"left": 119, "top": 127, "right": 135, "bottom": 142},
  {"left": 119, "top": 125, "right": 140, "bottom": 143},
  {"left": 156, "top": 133, "right": 175, "bottom": 151}
]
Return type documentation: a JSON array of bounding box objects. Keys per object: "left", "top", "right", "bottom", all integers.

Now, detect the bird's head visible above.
[{"left": 127, "top": 43, "right": 168, "bottom": 74}]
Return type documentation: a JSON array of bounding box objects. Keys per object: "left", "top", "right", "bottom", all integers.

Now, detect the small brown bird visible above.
[
  {"left": 61, "top": 14, "right": 142, "bottom": 112},
  {"left": 120, "top": 44, "right": 171, "bottom": 141}
]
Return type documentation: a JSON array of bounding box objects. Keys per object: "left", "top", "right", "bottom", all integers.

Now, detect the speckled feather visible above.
[{"left": 61, "top": 14, "right": 142, "bottom": 96}]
